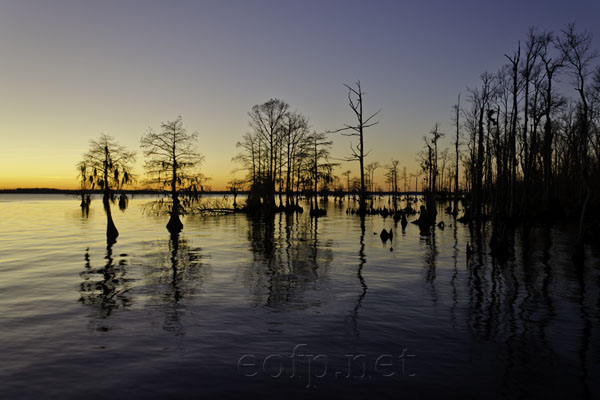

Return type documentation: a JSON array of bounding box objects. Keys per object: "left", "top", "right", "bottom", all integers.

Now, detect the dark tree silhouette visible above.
[
  {"left": 539, "top": 30, "right": 563, "bottom": 212},
  {"left": 365, "top": 161, "right": 380, "bottom": 195},
  {"left": 449, "top": 23, "right": 600, "bottom": 260},
  {"left": 331, "top": 81, "right": 380, "bottom": 215},
  {"left": 141, "top": 116, "right": 205, "bottom": 234},
  {"left": 452, "top": 94, "right": 461, "bottom": 215},
  {"left": 417, "top": 124, "right": 444, "bottom": 225},
  {"left": 342, "top": 169, "right": 352, "bottom": 198},
  {"left": 80, "top": 134, "right": 135, "bottom": 243},
  {"left": 556, "top": 23, "right": 598, "bottom": 260},
  {"left": 469, "top": 73, "right": 496, "bottom": 221},
  {"left": 227, "top": 178, "right": 245, "bottom": 209},
  {"left": 76, "top": 161, "right": 93, "bottom": 213},
  {"left": 234, "top": 100, "right": 314, "bottom": 214},
  {"left": 282, "top": 111, "right": 310, "bottom": 208},
  {"left": 246, "top": 98, "right": 289, "bottom": 213},
  {"left": 307, "top": 130, "right": 337, "bottom": 216},
  {"left": 385, "top": 159, "right": 400, "bottom": 210},
  {"left": 519, "top": 28, "right": 544, "bottom": 209}
]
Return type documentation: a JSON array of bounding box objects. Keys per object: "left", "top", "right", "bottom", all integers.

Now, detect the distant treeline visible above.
[
  {"left": 0, "top": 188, "right": 426, "bottom": 196},
  {"left": 0, "top": 188, "right": 243, "bottom": 195}
]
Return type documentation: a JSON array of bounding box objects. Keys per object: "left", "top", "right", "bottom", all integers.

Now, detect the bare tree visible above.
[
  {"left": 80, "top": 134, "right": 135, "bottom": 243},
  {"left": 365, "top": 161, "right": 380, "bottom": 194},
  {"left": 423, "top": 123, "right": 444, "bottom": 219},
  {"left": 233, "top": 132, "right": 259, "bottom": 184},
  {"left": 538, "top": 31, "right": 564, "bottom": 211},
  {"left": 439, "top": 148, "right": 450, "bottom": 193},
  {"left": 251, "top": 100, "right": 288, "bottom": 185},
  {"left": 504, "top": 43, "right": 521, "bottom": 218},
  {"left": 451, "top": 24, "right": 600, "bottom": 260},
  {"left": 141, "top": 116, "right": 205, "bottom": 235},
  {"left": 331, "top": 81, "right": 380, "bottom": 214},
  {"left": 242, "top": 99, "right": 289, "bottom": 214},
  {"left": 342, "top": 169, "right": 352, "bottom": 198},
  {"left": 469, "top": 72, "right": 496, "bottom": 220},
  {"left": 282, "top": 111, "right": 309, "bottom": 208},
  {"left": 385, "top": 159, "right": 400, "bottom": 210},
  {"left": 227, "top": 178, "right": 245, "bottom": 209},
  {"left": 520, "top": 28, "right": 544, "bottom": 191},
  {"left": 452, "top": 94, "right": 461, "bottom": 214},
  {"left": 556, "top": 23, "right": 599, "bottom": 259},
  {"left": 307, "top": 131, "right": 337, "bottom": 216}
]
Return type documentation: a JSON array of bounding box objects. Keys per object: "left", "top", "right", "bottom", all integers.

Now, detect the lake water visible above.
[{"left": 0, "top": 194, "right": 598, "bottom": 399}]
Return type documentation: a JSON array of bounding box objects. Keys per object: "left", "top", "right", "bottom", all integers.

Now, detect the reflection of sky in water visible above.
[{"left": 0, "top": 194, "right": 598, "bottom": 398}]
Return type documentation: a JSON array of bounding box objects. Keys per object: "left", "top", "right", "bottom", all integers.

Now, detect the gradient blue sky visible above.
[{"left": 1, "top": 0, "right": 598, "bottom": 189}]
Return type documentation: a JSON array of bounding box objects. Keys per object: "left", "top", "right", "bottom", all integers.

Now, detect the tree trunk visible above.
[
  {"left": 103, "top": 145, "right": 118, "bottom": 242},
  {"left": 104, "top": 197, "right": 118, "bottom": 243},
  {"left": 474, "top": 106, "right": 485, "bottom": 220},
  {"left": 168, "top": 154, "right": 183, "bottom": 234},
  {"left": 452, "top": 94, "right": 460, "bottom": 216}
]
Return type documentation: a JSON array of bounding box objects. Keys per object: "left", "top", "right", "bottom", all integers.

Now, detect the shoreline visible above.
[{"left": 0, "top": 188, "right": 425, "bottom": 196}]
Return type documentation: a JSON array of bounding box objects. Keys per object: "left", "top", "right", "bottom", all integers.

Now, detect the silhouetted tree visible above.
[
  {"left": 556, "top": 23, "right": 598, "bottom": 260},
  {"left": 517, "top": 28, "right": 546, "bottom": 214},
  {"left": 439, "top": 148, "right": 451, "bottom": 192},
  {"left": 385, "top": 159, "right": 399, "bottom": 210},
  {"left": 342, "top": 169, "right": 352, "bottom": 198},
  {"left": 422, "top": 123, "right": 444, "bottom": 220},
  {"left": 80, "top": 134, "right": 135, "bottom": 243},
  {"left": 140, "top": 116, "right": 205, "bottom": 234},
  {"left": 76, "top": 161, "right": 93, "bottom": 212},
  {"left": 239, "top": 99, "right": 289, "bottom": 214},
  {"left": 448, "top": 23, "right": 600, "bottom": 259},
  {"left": 365, "top": 161, "right": 380, "bottom": 195},
  {"left": 539, "top": 30, "right": 564, "bottom": 212},
  {"left": 307, "top": 130, "right": 337, "bottom": 215},
  {"left": 235, "top": 101, "right": 314, "bottom": 214},
  {"left": 452, "top": 94, "right": 462, "bottom": 214},
  {"left": 249, "top": 99, "right": 289, "bottom": 209},
  {"left": 233, "top": 132, "right": 260, "bottom": 183},
  {"left": 504, "top": 42, "right": 520, "bottom": 219},
  {"left": 227, "top": 178, "right": 245, "bottom": 209},
  {"left": 282, "top": 111, "right": 310, "bottom": 208},
  {"left": 332, "top": 81, "right": 380, "bottom": 215},
  {"left": 469, "top": 72, "right": 496, "bottom": 220}
]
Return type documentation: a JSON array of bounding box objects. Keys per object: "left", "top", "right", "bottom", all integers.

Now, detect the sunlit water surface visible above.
[{"left": 0, "top": 194, "right": 598, "bottom": 399}]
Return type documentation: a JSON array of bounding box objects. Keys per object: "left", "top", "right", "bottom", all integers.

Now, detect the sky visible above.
[{"left": 1, "top": 0, "right": 599, "bottom": 190}]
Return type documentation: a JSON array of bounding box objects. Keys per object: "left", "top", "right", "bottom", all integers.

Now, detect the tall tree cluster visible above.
[
  {"left": 458, "top": 24, "right": 600, "bottom": 258},
  {"left": 234, "top": 99, "right": 335, "bottom": 215}
]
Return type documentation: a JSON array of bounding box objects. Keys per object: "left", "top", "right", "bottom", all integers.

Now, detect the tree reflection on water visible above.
[
  {"left": 79, "top": 243, "right": 132, "bottom": 331},
  {"left": 459, "top": 222, "right": 595, "bottom": 398},
  {"left": 139, "top": 233, "right": 209, "bottom": 335},
  {"left": 79, "top": 233, "right": 208, "bottom": 335},
  {"left": 349, "top": 215, "right": 368, "bottom": 339},
  {"left": 242, "top": 213, "right": 333, "bottom": 309}
]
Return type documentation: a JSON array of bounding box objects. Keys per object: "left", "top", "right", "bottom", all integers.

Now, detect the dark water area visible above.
[{"left": 0, "top": 194, "right": 598, "bottom": 399}]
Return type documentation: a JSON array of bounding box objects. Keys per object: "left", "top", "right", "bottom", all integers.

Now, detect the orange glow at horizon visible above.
[
  {"left": 0, "top": 134, "right": 426, "bottom": 192},
  {"left": 0, "top": 155, "right": 431, "bottom": 193}
]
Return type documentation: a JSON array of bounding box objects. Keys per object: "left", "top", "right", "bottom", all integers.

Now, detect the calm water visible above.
[{"left": 0, "top": 194, "right": 598, "bottom": 399}]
